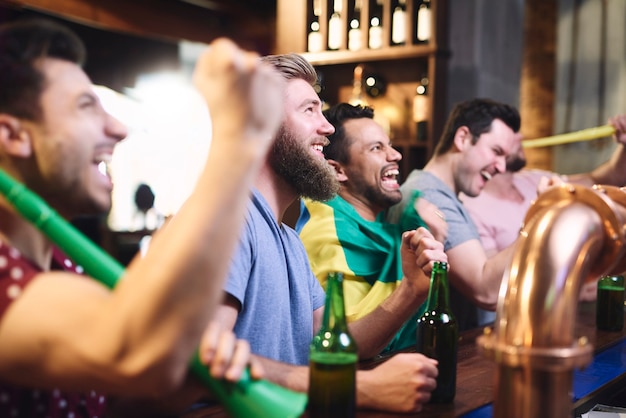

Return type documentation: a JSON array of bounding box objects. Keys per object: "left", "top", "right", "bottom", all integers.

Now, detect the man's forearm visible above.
[
  {"left": 349, "top": 279, "right": 426, "bottom": 359},
  {"left": 588, "top": 144, "right": 626, "bottom": 186},
  {"left": 252, "top": 355, "right": 309, "bottom": 393}
]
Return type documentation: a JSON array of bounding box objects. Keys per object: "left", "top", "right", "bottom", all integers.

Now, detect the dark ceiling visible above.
[
  {"left": 0, "top": 0, "right": 279, "bottom": 90},
  {"left": 174, "top": 0, "right": 277, "bottom": 19}
]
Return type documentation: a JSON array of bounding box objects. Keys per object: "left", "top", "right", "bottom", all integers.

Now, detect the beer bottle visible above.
[
  {"left": 308, "top": 272, "right": 358, "bottom": 418},
  {"left": 416, "top": 261, "right": 458, "bottom": 403},
  {"left": 596, "top": 275, "right": 625, "bottom": 331}
]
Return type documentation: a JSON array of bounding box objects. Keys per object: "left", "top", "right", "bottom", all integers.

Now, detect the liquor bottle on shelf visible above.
[
  {"left": 348, "top": 0, "right": 362, "bottom": 51},
  {"left": 416, "top": 0, "right": 431, "bottom": 43},
  {"left": 308, "top": 19, "right": 323, "bottom": 52},
  {"left": 328, "top": 0, "right": 343, "bottom": 50},
  {"left": 368, "top": 18, "right": 382, "bottom": 49},
  {"left": 412, "top": 75, "right": 429, "bottom": 142},
  {"left": 392, "top": 0, "right": 407, "bottom": 45},
  {"left": 348, "top": 64, "right": 368, "bottom": 107},
  {"left": 368, "top": 0, "right": 384, "bottom": 49},
  {"left": 313, "top": 0, "right": 322, "bottom": 16},
  {"left": 348, "top": 19, "right": 362, "bottom": 51},
  {"left": 416, "top": 261, "right": 458, "bottom": 404},
  {"left": 308, "top": 272, "right": 357, "bottom": 418},
  {"left": 308, "top": 0, "right": 323, "bottom": 52}
]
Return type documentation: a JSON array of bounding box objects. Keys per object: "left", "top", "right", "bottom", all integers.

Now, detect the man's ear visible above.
[
  {"left": 0, "top": 114, "right": 33, "bottom": 157},
  {"left": 453, "top": 126, "right": 472, "bottom": 151},
  {"left": 327, "top": 159, "right": 348, "bottom": 182}
]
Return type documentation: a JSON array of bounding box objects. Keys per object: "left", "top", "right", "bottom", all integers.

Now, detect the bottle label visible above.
[{"left": 309, "top": 357, "right": 356, "bottom": 418}]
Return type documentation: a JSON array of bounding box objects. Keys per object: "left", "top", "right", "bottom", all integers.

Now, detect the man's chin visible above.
[{"left": 374, "top": 190, "right": 401, "bottom": 209}]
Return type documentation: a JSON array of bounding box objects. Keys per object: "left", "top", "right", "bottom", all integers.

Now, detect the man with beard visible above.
[
  {"left": 297, "top": 103, "right": 448, "bottom": 354},
  {"left": 213, "top": 54, "right": 448, "bottom": 413},
  {"left": 386, "top": 98, "right": 521, "bottom": 330},
  {"left": 462, "top": 113, "right": 626, "bottom": 257}
]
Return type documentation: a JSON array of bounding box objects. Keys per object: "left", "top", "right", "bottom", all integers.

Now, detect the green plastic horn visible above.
[{"left": 0, "top": 168, "right": 307, "bottom": 418}]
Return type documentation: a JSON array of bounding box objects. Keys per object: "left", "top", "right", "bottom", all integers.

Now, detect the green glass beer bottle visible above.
[
  {"left": 596, "top": 275, "right": 625, "bottom": 331},
  {"left": 308, "top": 272, "right": 358, "bottom": 418},
  {"left": 416, "top": 261, "right": 458, "bottom": 403}
]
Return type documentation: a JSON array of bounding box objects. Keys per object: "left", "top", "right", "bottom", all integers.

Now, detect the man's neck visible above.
[
  {"left": 338, "top": 191, "right": 380, "bottom": 222},
  {"left": 0, "top": 200, "right": 54, "bottom": 270},
  {"left": 423, "top": 155, "right": 459, "bottom": 195},
  {"left": 254, "top": 165, "right": 299, "bottom": 223}
]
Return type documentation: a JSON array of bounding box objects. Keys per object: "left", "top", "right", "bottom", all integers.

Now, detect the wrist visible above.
[
  {"left": 400, "top": 273, "right": 429, "bottom": 301},
  {"left": 355, "top": 370, "right": 378, "bottom": 409}
]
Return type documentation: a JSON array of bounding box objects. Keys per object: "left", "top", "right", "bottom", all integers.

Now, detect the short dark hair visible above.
[
  {"left": 434, "top": 98, "right": 520, "bottom": 156},
  {"left": 0, "top": 18, "right": 86, "bottom": 121},
  {"left": 322, "top": 103, "right": 375, "bottom": 164}
]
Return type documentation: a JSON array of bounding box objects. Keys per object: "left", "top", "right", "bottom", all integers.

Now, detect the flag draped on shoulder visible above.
[{"left": 298, "top": 196, "right": 428, "bottom": 353}]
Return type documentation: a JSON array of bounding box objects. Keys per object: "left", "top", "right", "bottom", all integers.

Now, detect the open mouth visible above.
[
  {"left": 311, "top": 144, "right": 324, "bottom": 154},
  {"left": 480, "top": 170, "right": 492, "bottom": 181},
  {"left": 94, "top": 154, "right": 112, "bottom": 178},
  {"left": 382, "top": 167, "right": 400, "bottom": 187}
]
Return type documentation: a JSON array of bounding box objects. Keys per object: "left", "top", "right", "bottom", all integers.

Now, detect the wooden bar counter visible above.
[{"left": 188, "top": 301, "right": 626, "bottom": 418}]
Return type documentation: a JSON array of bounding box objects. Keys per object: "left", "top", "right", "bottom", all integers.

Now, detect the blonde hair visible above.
[{"left": 260, "top": 53, "right": 317, "bottom": 86}]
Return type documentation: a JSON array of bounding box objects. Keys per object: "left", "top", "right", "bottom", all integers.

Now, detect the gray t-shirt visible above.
[
  {"left": 224, "top": 190, "right": 326, "bottom": 366},
  {"left": 387, "top": 169, "right": 480, "bottom": 251},
  {"left": 386, "top": 170, "right": 480, "bottom": 330}
]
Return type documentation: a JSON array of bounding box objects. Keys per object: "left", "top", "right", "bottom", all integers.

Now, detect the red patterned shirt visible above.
[{"left": 0, "top": 241, "right": 108, "bottom": 417}]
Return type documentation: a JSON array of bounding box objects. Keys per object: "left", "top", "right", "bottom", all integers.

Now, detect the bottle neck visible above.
[
  {"left": 349, "top": 64, "right": 367, "bottom": 106},
  {"left": 322, "top": 273, "right": 349, "bottom": 330},
  {"left": 426, "top": 262, "right": 450, "bottom": 311}
]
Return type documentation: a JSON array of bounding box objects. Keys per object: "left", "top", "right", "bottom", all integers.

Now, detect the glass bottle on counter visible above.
[
  {"left": 596, "top": 275, "right": 625, "bottom": 332},
  {"left": 416, "top": 261, "right": 458, "bottom": 403},
  {"left": 308, "top": 272, "right": 358, "bottom": 418}
]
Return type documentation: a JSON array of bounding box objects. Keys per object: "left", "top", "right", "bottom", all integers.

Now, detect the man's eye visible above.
[{"left": 80, "top": 99, "right": 96, "bottom": 108}]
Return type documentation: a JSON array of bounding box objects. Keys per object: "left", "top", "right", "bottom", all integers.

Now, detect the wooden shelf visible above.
[{"left": 302, "top": 43, "right": 437, "bottom": 65}]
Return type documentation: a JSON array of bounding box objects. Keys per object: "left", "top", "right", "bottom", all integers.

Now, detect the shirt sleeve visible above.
[
  {"left": 223, "top": 216, "right": 255, "bottom": 310},
  {"left": 419, "top": 187, "right": 479, "bottom": 251},
  {"left": 0, "top": 243, "right": 40, "bottom": 319}
]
